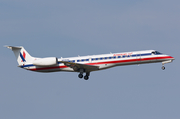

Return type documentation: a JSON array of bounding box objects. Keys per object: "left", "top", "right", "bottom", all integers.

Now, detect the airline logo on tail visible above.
[{"left": 20, "top": 51, "right": 26, "bottom": 62}]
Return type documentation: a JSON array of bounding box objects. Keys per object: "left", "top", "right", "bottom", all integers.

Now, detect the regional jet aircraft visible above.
[{"left": 6, "top": 46, "right": 175, "bottom": 80}]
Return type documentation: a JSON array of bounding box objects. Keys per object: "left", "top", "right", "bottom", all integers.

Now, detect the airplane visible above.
[{"left": 6, "top": 46, "right": 175, "bottom": 80}]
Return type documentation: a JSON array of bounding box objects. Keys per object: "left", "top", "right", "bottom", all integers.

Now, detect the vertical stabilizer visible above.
[{"left": 5, "top": 46, "right": 35, "bottom": 65}]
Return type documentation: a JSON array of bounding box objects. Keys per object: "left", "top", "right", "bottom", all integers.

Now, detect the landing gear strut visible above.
[{"left": 161, "top": 60, "right": 173, "bottom": 70}]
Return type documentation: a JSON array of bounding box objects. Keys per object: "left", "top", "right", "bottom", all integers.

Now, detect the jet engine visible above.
[{"left": 33, "top": 57, "right": 58, "bottom": 66}]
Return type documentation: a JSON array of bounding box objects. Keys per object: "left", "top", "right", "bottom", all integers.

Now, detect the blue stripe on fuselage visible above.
[
  {"left": 21, "top": 64, "right": 34, "bottom": 68},
  {"left": 141, "top": 53, "right": 152, "bottom": 56}
]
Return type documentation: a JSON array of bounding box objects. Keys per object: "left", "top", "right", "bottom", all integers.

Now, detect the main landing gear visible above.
[
  {"left": 78, "top": 72, "right": 90, "bottom": 80},
  {"left": 78, "top": 69, "right": 90, "bottom": 80}
]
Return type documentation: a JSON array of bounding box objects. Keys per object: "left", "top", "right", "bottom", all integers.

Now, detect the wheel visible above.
[
  {"left": 78, "top": 74, "right": 83, "bottom": 78},
  {"left": 84, "top": 75, "right": 89, "bottom": 80},
  {"left": 162, "top": 66, "right": 165, "bottom": 70}
]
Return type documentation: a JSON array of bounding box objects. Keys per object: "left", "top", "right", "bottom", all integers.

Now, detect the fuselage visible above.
[{"left": 20, "top": 50, "right": 174, "bottom": 73}]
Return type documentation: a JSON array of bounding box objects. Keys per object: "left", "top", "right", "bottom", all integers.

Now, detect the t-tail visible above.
[{"left": 5, "top": 46, "right": 35, "bottom": 66}]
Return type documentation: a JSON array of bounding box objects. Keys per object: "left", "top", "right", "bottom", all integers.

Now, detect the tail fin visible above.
[{"left": 5, "top": 46, "right": 35, "bottom": 65}]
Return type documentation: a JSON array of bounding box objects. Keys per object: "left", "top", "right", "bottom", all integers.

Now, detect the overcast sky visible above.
[{"left": 1, "top": 0, "right": 180, "bottom": 119}]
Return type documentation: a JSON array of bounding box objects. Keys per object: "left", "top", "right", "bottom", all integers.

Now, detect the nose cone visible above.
[{"left": 169, "top": 56, "right": 175, "bottom": 60}]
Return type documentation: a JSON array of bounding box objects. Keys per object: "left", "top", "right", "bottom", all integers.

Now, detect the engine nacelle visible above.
[{"left": 33, "top": 57, "right": 58, "bottom": 66}]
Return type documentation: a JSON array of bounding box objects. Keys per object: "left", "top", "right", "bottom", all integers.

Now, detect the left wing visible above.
[{"left": 59, "top": 61, "right": 99, "bottom": 72}]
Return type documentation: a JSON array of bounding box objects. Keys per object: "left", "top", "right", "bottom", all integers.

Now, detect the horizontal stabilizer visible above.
[{"left": 5, "top": 46, "right": 23, "bottom": 50}]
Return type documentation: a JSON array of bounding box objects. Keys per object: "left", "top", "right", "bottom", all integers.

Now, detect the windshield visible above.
[
  {"left": 152, "top": 51, "right": 162, "bottom": 55},
  {"left": 155, "top": 51, "right": 162, "bottom": 54}
]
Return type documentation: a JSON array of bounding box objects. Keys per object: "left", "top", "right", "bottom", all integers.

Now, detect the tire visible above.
[
  {"left": 84, "top": 75, "right": 89, "bottom": 80},
  {"left": 78, "top": 74, "right": 83, "bottom": 78}
]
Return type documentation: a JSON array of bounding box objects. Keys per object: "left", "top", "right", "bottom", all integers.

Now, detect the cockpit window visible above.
[
  {"left": 152, "top": 51, "right": 155, "bottom": 54},
  {"left": 155, "top": 51, "right": 161, "bottom": 54},
  {"left": 152, "top": 51, "right": 162, "bottom": 55}
]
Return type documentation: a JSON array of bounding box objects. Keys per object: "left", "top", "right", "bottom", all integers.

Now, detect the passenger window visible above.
[
  {"left": 113, "top": 56, "right": 116, "bottom": 59},
  {"left": 132, "top": 55, "right": 136, "bottom": 57},
  {"left": 118, "top": 56, "right": 121, "bottom": 58},
  {"left": 86, "top": 59, "right": 89, "bottom": 61},
  {"left": 77, "top": 60, "right": 80, "bottom": 62}
]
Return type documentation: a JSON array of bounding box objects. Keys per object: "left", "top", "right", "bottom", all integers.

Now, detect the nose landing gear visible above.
[
  {"left": 161, "top": 60, "right": 173, "bottom": 70},
  {"left": 162, "top": 66, "right": 165, "bottom": 70}
]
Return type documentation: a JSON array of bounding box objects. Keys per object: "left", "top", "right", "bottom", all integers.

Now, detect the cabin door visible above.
[
  {"left": 89, "top": 57, "right": 92, "bottom": 63},
  {"left": 136, "top": 53, "right": 141, "bottom": 62}
]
